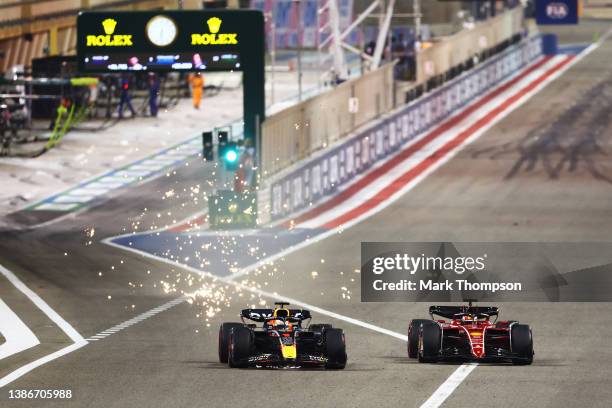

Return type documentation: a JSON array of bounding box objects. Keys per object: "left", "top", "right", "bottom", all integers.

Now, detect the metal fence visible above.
[{"left": 261, "top": 63, "right": 395, "bottom": 177}]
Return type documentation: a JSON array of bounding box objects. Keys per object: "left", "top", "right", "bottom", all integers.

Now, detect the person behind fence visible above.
[
  {"left": 189, "top": 73, "right": 205, "bottom": 109},
  {"left": 233, "top": 140, "right": 251, "bottom": 193},
  {"left": 0, "top": 103, "right": 12, "bottom": 140},
  {"left": 148, "top": 73, "right": 160, "bottom": 117},
  {"left": 0, "top": 102, "right": 14, "bottom": 155},
  {"left": 243, "top": 139, "right": 256, "bottom": 188},
  {"left": 118, "top": 74, "right": 136, "bottom": 118},
  {"left": 233, "top": 139, "right": 256, "bottom": 192},
  {"left": 392, "top": 33, "right": 412, "bottom": 81}
]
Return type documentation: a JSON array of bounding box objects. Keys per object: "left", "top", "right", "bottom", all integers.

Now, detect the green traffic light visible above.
[{"left": 225, "top": 149, "right": 238, "bottom": 163}]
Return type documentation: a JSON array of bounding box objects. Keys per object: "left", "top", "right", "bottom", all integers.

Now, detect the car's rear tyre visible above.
[
  {"left": 324, "top": 328, "right": 347, "bottom": 369},
  {"left": 310, "top": 323, "right": 332, "bottom": 334},
  {"left": 418, "top": 322, "right": 441, "bottom": 363},
  {"left": 511, "top": 324, "right": 533, "bottom": 365},
  {"left": 408, "top": 319, "right": 431, "bottom": 358},
  {"left": 218, "top": 323, "right": 243, "bottom": 363},
  {"left": 228, "top": 326, "right": 252, "bottom": 368}
]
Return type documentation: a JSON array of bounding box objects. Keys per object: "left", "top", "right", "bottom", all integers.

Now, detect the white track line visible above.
[
  {"left": 0, "top": 264, "right": 87, "bottom": 388},
  {"left": 420, "top": 363, "right": 479, "bottom": 408},
  {"left": 85, "top": 297, "right": 186, "bottom": 341},
  {"left": 0, "top": 298, "right": 40, "bottom": 360}
]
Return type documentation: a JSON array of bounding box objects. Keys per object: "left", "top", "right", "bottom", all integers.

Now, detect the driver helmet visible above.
[{"left": 270, "top": 319, "right": 292, "bottom": 331}]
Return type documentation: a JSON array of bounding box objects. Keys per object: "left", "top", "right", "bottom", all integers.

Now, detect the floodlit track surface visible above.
[{"left": 1, "top": 22, "right": 612, "bottom": 408}]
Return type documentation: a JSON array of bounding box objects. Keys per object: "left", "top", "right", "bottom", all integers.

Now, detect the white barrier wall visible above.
[
  {"left": 266, "top": 35, "right": 542, "bottom": 221},
  {"left": 416, "top": 6, "right": 525, "bottom": 83},
  {"left": 260, "top": 63, "right": 395, "bottom": 177}
]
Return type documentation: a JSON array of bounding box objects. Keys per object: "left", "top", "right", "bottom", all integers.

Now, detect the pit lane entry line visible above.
[
  {"left": 86, "top": 296, "right": 186, "bottom": 341},
  {"left": 0, "top": 264, "right": 88, "bottom": 388}
]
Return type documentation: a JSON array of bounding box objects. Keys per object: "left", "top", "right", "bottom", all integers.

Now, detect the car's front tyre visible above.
[
  {"left": 408, "top": 319, "right": 431, "bottom": 358},
  {"left": 511, "top": 324, "right": 533, "bottom": 365},
  {"left": 324, "top": 328, "right": 347, "bottom": 369},
  {"left": 228, "top": 326, "right": 253, "bottom": 368},
  {"left": 418, "top": 322, "right": 441, "bottom": 363},
  {"left": 218, "top": 322, "right": 243, "bottom": 363}
]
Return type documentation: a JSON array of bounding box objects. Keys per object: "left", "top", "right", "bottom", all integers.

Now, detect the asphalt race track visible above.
[{"left": 1, "top": 21, "right": 612, "bottom": 408}]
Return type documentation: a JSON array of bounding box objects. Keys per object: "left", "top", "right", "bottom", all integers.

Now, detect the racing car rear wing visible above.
[
  {"left": 241, "top": 308, "right": 312, "bottom": 322},
  {"left": 429, "top": 305, "right": 499, "bottom": 320}
]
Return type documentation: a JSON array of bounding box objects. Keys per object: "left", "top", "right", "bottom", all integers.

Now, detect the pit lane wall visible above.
[{"left": 261, "top": 34, "right": 543, "bottom": 223}]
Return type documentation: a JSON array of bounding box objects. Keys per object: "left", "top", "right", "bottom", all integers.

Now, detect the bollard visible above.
[{"left": 541, "top": 33, "right": 558, "bottom": 56}]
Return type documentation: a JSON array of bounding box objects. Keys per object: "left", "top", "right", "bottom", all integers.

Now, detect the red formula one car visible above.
[{"left": 408, "top": 303, "right": 533, "bottom": 365}]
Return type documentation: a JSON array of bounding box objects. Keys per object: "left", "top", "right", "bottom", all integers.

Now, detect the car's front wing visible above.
[
  {"left": 243, "top": 353, "right": 328, "bottom": 367},
  {"left": 435, "top": 347, "right": 530, "bottom": 363}
]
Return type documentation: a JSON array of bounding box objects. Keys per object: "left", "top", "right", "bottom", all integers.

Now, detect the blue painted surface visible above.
[
  {"left": 557, "top": 44, "right": 589, "bottom": 55},
  {"left": 29, "top": 138, "right": 202, "bottom": 211},
  {"left": 541, "top": 33, "right": 559, "bottom": 55},
  {"left": 111, "top": 227, "right": 327, "bottom": 277}
]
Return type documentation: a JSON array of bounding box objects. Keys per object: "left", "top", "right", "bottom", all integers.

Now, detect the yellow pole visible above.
[
  {"left": 20, "top": 3, "right": 32, "bottom": 37},
  {"left": 49, "top": 26, "right": 58, "bottom": 56}
]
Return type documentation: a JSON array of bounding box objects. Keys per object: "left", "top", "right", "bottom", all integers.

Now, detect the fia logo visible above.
[{"left": 546, "top": 2, "right": 569, "bottom": 19}]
